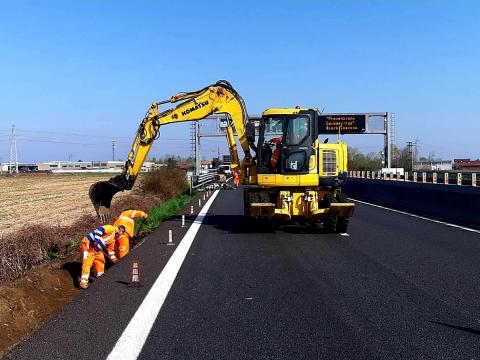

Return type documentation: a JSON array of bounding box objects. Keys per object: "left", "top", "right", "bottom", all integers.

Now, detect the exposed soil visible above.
[{"left": 0, "top": 251, "right": 81, "bottom": 357}]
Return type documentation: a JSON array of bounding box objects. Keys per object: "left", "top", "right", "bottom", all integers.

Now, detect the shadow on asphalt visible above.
[
  {"left": 430, "top": 321, "right": 480, "bottom": 336},
  {"left": 197, "top": 214, "right": 330, "bottom": 234}
]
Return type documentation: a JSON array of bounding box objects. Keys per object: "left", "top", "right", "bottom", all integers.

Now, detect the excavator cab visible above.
[{"left": 257, "top": 109, "right": 317, "bottom": 176}]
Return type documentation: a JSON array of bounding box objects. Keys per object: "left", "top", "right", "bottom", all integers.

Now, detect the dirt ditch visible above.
[{"left": 0, "top": 252, "right": 80, "bottom": 356}]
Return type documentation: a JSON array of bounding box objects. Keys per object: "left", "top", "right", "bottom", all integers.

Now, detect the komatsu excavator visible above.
[{"left": 90, "top": 80, "right": 354, "bottom": 232}]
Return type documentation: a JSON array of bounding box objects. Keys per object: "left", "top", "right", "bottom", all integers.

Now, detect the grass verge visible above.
[{"left": 135, "top": 191, "right": 197, "bottom": 234}]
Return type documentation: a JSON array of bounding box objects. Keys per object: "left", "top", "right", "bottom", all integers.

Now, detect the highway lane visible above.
[
  {"left": 6, "top": 188, "right": 480, "bottom": 359},
  {"left": 139, "top": 189, "right": 480, "bottom": 359}
]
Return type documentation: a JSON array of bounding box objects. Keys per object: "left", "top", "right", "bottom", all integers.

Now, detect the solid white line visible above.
[
  {"left": 351, "top": 198, "right": 480, "bottom": 234},
  {"left": 106, "top": 190, "right": 220, "bottom": 360}
]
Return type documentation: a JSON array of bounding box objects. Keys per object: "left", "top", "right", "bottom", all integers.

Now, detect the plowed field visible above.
[{"left": 0, "top": 174, "right": 130, "bottom": 237}]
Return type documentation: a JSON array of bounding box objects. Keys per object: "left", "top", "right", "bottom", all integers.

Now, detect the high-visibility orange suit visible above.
[
  {"left": 233, "top": 170, "right": 240, "bottom": 188},
  {"left": 113, "top": 210, "right": 148, "bottom": 259},
  {"left": 270, "top": 137, "right": 282, "bottom": 169},
  {"left": 79, "top": 225, "right": 120, "bottom": 289}
]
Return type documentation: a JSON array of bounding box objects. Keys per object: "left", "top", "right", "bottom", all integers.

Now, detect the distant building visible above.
[
  {"left": 177, "top": 163, "right": 195, "bottom": 171},
  {"left": 201, "top": 160, "right": 212, "bottom": 170},
  {"left": 36, "top": 160, "right": 162, "bottom": 173},
  {"left": 0, "top": 162, "right": 38, "bottom": 173},
  {"left": 453, "top": 159, "right": 480, "bottom": 172},
  {"left": 413, "top": 160, "right": 452, "bottom": 171}
]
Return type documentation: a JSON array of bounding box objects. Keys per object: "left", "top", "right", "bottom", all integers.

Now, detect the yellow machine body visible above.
[{"left": 89, "top": 84, "right": 354, "bottom": 232}]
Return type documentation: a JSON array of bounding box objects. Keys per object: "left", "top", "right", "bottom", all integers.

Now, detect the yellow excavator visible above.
[{"left": 90, "top": 80, "right": 354, "bottom": 232}]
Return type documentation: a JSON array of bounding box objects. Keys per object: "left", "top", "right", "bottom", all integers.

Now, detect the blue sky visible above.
[{"left": 0, "top": 0, "right": 479, "bottom": 163}]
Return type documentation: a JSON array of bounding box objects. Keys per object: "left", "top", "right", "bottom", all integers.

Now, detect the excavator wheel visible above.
[
  {"left": 322, "top": 193, "right": 338, "bottom": 233},
  {"left": 336, "top": 217, "right": 349, "bottom": 233},
  {"left": 323, "top": 215, "right": 337, "bottom": 233},
  {"left": 335, "top": 192, "right": 350, "bottom": 233}
]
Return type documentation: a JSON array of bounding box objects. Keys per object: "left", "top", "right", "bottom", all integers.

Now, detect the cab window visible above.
[{"left": 285, "top": 116, "right": 310, "bottom": 145}]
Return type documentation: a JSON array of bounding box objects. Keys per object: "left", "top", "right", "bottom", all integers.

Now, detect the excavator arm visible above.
[{"left": 89, "top": 80, "right": 256, "bottom": 219}]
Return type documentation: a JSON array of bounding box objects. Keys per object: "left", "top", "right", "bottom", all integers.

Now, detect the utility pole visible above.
[
  {"left": 406, "top": 141, "right": 413, "bottom": 171},
  {"left": 10, "top": 125, "right": 18, "bottom": 174},
  {"left": 112, "top": 140, "right": 116, "bottom": 161},
  {"left": 195, "top": 121, "right": 201, "bottom": 175},
  {"left": 414, "top": 139, "right": 419, "bottom": 164},
  {"left": 190, "top": 121, "right": 196, "bottom": 176}
]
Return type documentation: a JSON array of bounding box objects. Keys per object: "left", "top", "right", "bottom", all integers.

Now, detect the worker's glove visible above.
[{"left": 143, "top": 213, "right": 149, "bottom": 219}]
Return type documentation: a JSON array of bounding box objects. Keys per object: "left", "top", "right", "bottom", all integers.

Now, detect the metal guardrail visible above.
[
  {"left": 190, "top": 173, "right": 216, "bottom": 189},
  {"left": 349, "top": 170, "right": 478, "bottom": 187}
]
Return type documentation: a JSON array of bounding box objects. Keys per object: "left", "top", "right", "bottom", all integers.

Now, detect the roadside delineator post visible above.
[
  {"left": 167, "top": 229, "right": 175, "bottom": 246},
  {"left": 473, "top": 173, "right": 477, "bottom": 187},
  {"left": 433, "top": 173, "right": 437, "bottom": 184},
  {"left": 203, "top": 194, "right": 206, "bottom": 201},
  {"left": 444, "top": 172, "right": 449, "bottom": 185},
  {"left": 413, "top": 172, "right": 418, "bottom": 182},
  {"left": 422, "top": 172, "right": 427, "bottom": 183},
  {"left": 190, "top": 205, "right": 194, "bottom": 214},
  {"left": 404, "top": 171, "right": 408, "bottom": 181},
  {"left": 181, "top": 215, "right": 186, "bottom": 227},
  {"left": 457, "top": 173, "right": 462, "bottom": 186},
  {"left": 131, "top": 261, "right": 140, "bottom": 284},
  {"left": 198, "top": 198, "right": 201, "bottom": 207}
]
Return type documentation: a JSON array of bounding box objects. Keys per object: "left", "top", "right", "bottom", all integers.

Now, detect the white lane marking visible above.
[
  {"left": 340, "top": 233, "right": 350, "bottom": 237},
  {"left": 351, "top": 198, "right": 480, "bottom": 234},
  {"left": 107, "top": 190, "right": 220, "bottom": 360}
]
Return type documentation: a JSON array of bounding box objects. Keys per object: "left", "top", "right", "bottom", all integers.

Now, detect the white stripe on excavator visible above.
[
  {"left": 106, "top": 190, "right": 220, "bottom": 360},
  {"left": 351, "top": 198, "right": 480, "bottom": 234}
]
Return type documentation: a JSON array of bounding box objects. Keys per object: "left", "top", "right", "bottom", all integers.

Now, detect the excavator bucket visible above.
[{"left": 89, "top": 175, "right": 126, "bottom": 222}]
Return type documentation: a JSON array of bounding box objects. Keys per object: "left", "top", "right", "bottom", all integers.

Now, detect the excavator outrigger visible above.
[{"left": 90, "top": 80, "right": 355, "bottom": 232}]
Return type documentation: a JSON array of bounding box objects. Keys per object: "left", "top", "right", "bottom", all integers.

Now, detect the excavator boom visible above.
[{"left": 90, "top": 81, "right": 255, "bottom": 220}]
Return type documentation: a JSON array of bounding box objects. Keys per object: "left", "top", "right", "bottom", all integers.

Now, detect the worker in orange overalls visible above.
[
  {"left": 113, "top": 210, "right": 149, "bottom": 259},
  {"left": 270, "top": 137, "right": 282, "bottom": 169},
  {"left": 79, "top": 224, "right": 123, "bottom": 289},
  {"left": 233, "top": 169, "right": 240, "bottom": 188}
]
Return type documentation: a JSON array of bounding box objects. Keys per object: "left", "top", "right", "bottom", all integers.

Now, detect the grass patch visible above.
[{"left": 135, "top": 191, "right": 197, "bottom": 234}]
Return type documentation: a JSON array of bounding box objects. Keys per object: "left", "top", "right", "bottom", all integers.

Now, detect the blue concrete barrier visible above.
[{"left": 344, "top": 178, "right": 480, "bottom": 229}]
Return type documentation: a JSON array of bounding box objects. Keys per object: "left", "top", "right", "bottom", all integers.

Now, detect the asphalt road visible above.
[{"left": 6, "top": 188, "right": 480, "bottom": 359}]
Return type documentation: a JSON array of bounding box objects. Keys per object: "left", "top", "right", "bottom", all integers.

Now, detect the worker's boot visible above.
[
  {"left": 79, "top": 280, "right": 89, "bottom": 289},
  {"left": 95, "top": 271, "right": 104, "bottom": 279}
]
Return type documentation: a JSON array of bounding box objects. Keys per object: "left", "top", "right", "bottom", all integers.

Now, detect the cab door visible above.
[{"left": 281, "top": 112, "right": 315, "bottom": 174}]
